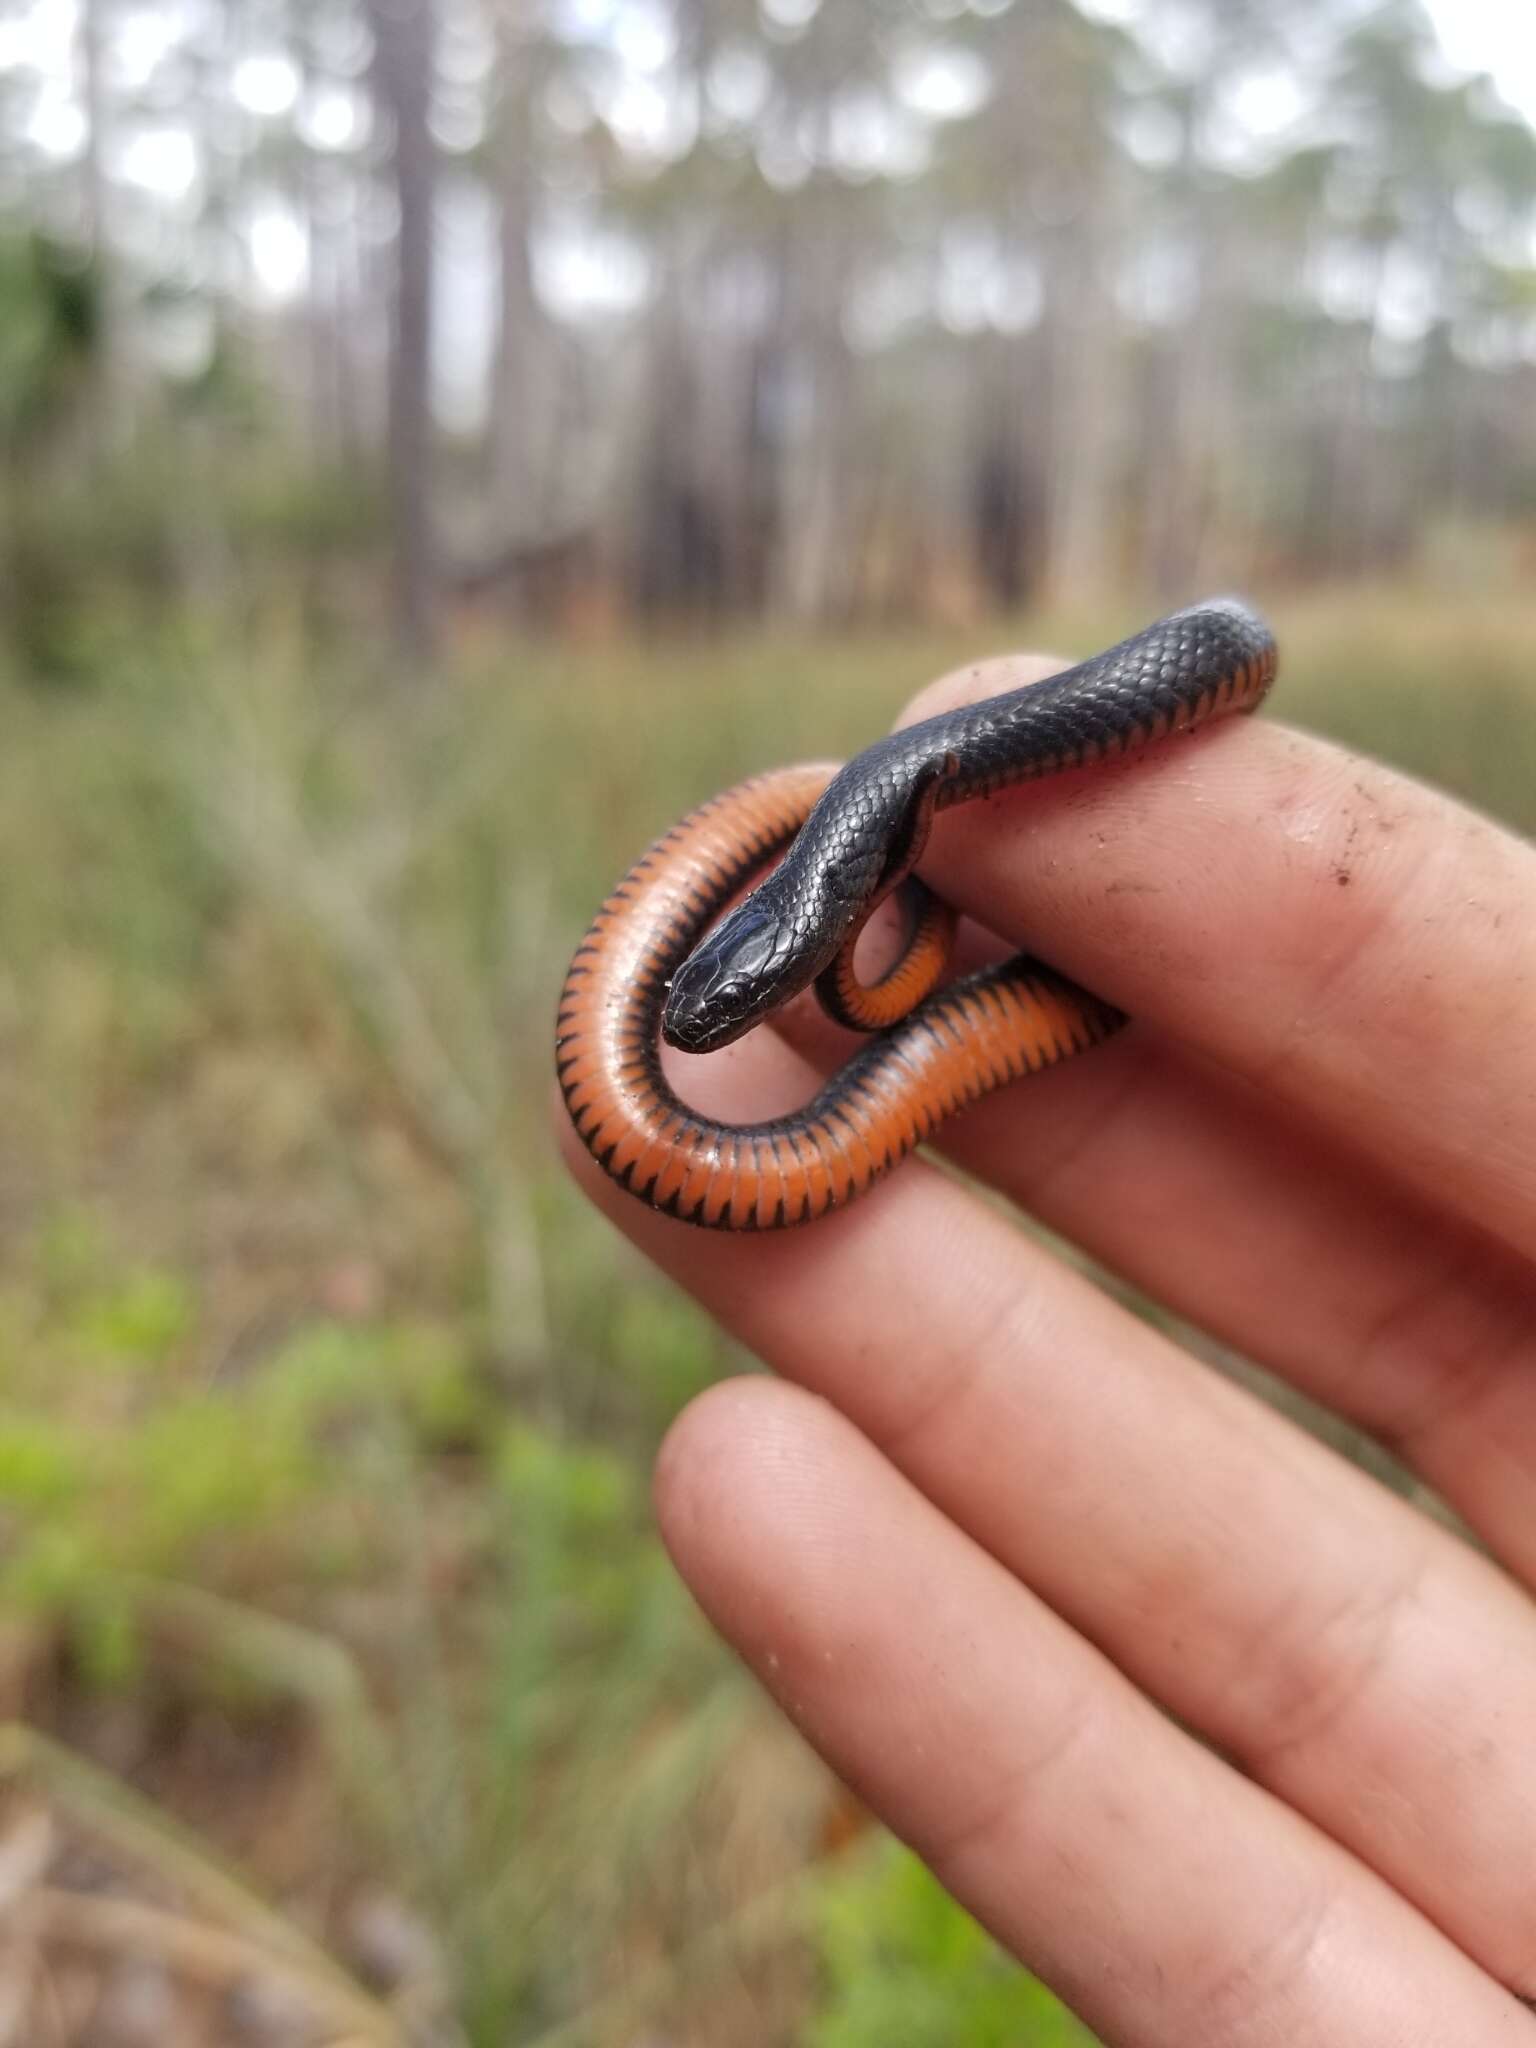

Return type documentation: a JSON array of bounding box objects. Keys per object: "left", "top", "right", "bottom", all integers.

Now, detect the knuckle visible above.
[
  {"left": 922, "top": 1690, "right": 1102, "bottom": 1873},
  {"left": 1183, "top": 1885, "right": 1336, "bottom": 2043},
  {"left": 1244, "top": 1551, "right": 1431, "bottom": 1768},
  {"left": 1361, "top": 1240, "right": 1536, "bottom": 1461}
]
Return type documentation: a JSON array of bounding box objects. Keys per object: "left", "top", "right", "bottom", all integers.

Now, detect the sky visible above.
[
  {"left": 6, "top": 0, "right": 1536, "bottom": 408},
  {"left": 1423, "top": 0, "right": 1536, "bottom": 124},
  {"left": 10, "top": 2, "right": 1536, "bottom": 203}
]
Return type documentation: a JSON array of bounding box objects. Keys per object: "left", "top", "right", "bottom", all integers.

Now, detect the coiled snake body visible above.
[{"left": 557, "top": 600, "right": 1278, "bottom": 1229}]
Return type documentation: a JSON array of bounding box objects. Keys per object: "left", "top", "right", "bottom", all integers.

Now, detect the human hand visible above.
[{"left": 560, "top": 651, "right": 1536, "bottom": 2045}]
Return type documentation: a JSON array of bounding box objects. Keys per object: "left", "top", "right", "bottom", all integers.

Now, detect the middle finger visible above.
[
  {"left": 561, "top": 1031, "right": 1536, "bottom": 1996},
  {"left": 774, "top": 972, "right": 1536, "bottom": 1585}
]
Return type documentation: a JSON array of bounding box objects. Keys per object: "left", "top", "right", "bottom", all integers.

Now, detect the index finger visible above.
[{"left": 898, "top": 655, "right": 1536, "bottom": 1265}]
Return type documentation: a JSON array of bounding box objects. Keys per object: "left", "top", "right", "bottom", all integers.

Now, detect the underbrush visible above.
[{"left": 0, "top": 585, "right": 1529, "bottom": 2041}]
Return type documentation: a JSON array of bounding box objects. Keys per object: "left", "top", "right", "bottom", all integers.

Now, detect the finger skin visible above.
[
  {"left": 774, "top": 969, "right": 1536, "bottom": 1583},
  {"left": 895, "top": 655, "right": 1536, "bottom": 1266},
  {"left": 657, "top": 1379, "right": 1535, "bottom": 2047},
  {"left": 561, "top": 651, "right": 1536, "bottom": 1998},
  {"left": 774, "top": 653, "right": 1536, "bottom": 1575},
  {"left": 932, "top": 1023, "right": 1536, "bottom": 1575},
  {"left": 557, "top": 1053, "right": 1536, "bottom": 1994}
]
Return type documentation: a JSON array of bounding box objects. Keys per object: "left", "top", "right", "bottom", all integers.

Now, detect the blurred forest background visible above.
[{"left": 0, "top": 0, "right": 1534, "bottom": 2042}]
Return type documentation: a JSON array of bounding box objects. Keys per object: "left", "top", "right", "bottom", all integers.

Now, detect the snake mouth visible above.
[
  {"left": 661, "top": 977, "right": 749, "bottom": 1055},
  {"left": 663, "top": 899, "right": 795, "bottom": 1054}
]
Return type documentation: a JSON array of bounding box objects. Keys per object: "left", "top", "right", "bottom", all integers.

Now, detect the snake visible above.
[{"left": 556, "top": 599, "right": 1277, "bottom": 1230}]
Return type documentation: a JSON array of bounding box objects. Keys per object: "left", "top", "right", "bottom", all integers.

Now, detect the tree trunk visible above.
[
  {"left": 369, "top": 0, "right": 438, "bottom": 664},
  {"left": 1048, "top": 185, "right": 1127, "bottom": 604},
  {"left": 77, "top": 0, "right": 122, "bottom": 463},
  {"left": 772, "top": 225, "right": 861, "bottom": 626},
  {"left": 489, "top": 0, "right": 541, "bottom": 525}
]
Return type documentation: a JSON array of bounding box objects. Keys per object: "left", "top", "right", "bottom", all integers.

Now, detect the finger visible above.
[
  {"left": 556, "top": 1034, "right": 1536, "bottom": 1992},
  {"left": 895, "top": 653, "right": 1536, "bottom": 1266},
  {"left": 935, "top": 1024, "right": 1536, "bottom": 1577},
  {"left": 772, "top": 973, "right": 1536, "bottom": 1587},
  {"left": 657, "top": 1379, "right": 1533, "bottom": 2047}
]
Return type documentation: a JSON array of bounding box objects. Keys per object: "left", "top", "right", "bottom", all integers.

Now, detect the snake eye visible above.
[{"left": 663, "top": 900, "right": 791, "bottom": 1052}]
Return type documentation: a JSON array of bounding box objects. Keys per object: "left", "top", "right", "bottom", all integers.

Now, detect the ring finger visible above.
[
  {"left": 559, "top": 1025, "right": 1536, "bottom": 1994},
  {"left": 658, "top": 1375, "right": 1535, "bottom": 2046}
]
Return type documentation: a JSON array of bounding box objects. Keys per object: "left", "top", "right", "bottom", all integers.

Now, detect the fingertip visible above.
[
  {"left": 654, "top": 1378, "right": 852, "bottom": 1629},
  {"left": 895, "top": 651, "right": 1068, "bottom": 733},
  {"left": 656, "top": 1376, "right": 789, "bottom": 1540}
]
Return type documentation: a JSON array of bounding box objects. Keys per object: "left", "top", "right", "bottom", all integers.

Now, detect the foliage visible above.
[
  {"left": 0, "top": 591, "right": 1529, "bottom": 2039},
  {"left": 0, "top": 1200, "right": 766, "bottom": 2035},
  {"left": 810, "top": 1841, "right": 1099, "bottom": 2048},
  {"left": 0, "top": 232, "right": 100, "bottom": 446},
  {"left": 0, "top": 0, "right": 1531, "bottom": 2030},
  {"left": 5, "top": 1, "right": 1536, "bottom": 645},
  {"left": 2, "top": 1220, "right": 467, "bottom": 1647}
]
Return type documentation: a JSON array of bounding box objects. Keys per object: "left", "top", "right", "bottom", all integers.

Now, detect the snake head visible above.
[{"left": 663, "top": 898, "right": 800, "bottom": 1054}]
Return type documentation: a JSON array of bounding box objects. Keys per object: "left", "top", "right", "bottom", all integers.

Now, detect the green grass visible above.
[{"left": 0, "top": 584, "right": 1530, "bottom": 2043}]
